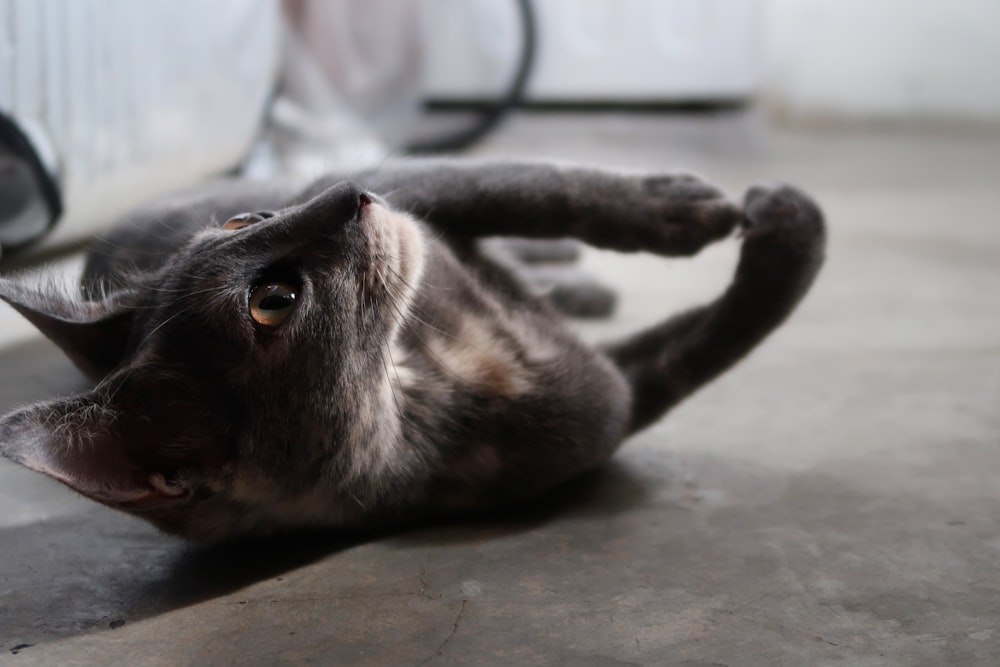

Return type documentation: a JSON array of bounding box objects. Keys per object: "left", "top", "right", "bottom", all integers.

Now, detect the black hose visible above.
[{"left": 405, "top": 0, "right": 537, "bottom": 154}]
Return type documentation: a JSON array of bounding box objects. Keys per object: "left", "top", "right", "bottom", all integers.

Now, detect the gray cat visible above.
[{"left": 0, "top": 160, "right": 825, "bottom": 541}]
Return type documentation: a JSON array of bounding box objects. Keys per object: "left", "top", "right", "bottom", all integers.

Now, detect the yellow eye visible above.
[
  {"left": 249, "top": 282, "right": 298, "bottom": 327},
  {"left": 223, "top": 211, "right": 272, "bottom": 231}
]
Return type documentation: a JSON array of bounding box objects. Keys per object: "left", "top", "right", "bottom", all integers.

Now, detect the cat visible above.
[{"left": 0, "top": 159, "right": 825, "bottom": 541}]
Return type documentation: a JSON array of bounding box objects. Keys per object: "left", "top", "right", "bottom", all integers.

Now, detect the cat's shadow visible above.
[
  {"left": 142, "top": 458, "right": 652, "bottom": 600},
  {"left": 0, "top": 448, "right": 656, "bottom": 653}
]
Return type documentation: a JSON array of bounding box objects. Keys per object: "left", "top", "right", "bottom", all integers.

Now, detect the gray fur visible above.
[{"left": 0, "top": 160, "right": 825, "bottom": 541}]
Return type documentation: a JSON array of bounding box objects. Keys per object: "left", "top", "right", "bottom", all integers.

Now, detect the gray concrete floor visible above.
[{"left": 1, "top": 114, "right": 999, "bottom": 666}]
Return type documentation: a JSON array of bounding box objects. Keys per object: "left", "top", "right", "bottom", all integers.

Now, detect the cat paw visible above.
[
  {"left": 600, "top": 174, "right": 741, "bottom": 256},
  {"left": 641, "top": 174, "right": 743, "bottom": 255},
  {"left": 519, "top": 264, "right": 618, "bottom": 318},
  {"left": 739, "top": 183, "right": 826, "bottom": 271},
  {"left": 503, "top": 238, "right": 582, "bottom": 265},
  {"left": 744, "top": 181, "right": 819, "bottom": 221},
  {"left": 743, "top": 183, "right": 824, "bottom": 237}
]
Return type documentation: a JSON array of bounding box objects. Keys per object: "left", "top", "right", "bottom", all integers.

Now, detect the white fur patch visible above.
[{"left": 362, "top": 204, "right": 426, "bottom": 326}]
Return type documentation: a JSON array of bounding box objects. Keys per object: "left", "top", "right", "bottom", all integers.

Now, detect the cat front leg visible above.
[
  {"left": 601, "top": 184, "right": 826, "bottom": 434},
  {"left": 310, "top": 160, "right": 743, "bottom": 256}
]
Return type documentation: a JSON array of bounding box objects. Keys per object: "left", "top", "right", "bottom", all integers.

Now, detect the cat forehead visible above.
[
  {"left": 172, "top": 209, "right": 353, "bottom": 278},
  {"left": 121, "top": 187, "right": 420, "bottom": 365}
]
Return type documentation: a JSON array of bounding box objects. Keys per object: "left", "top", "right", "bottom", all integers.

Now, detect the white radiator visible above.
[{"left": 0, "top": 0, "right": 280, "bottom": 251}]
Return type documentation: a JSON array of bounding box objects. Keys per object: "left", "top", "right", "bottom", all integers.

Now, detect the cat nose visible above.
[{"left": 299, "top": 181, "right": 372, "bottom": 225}]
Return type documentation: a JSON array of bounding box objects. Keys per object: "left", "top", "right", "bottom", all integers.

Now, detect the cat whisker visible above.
[
  {"left": 377, "top": 260, "right": 455, "bottom": 339},
  {"left": 371, "top": 301, "right": 407, "bottom": 434},
  {"left": 350, "top": 492, "right": 368, "bottom": 511},
  {"left": 383, "top": 251, "right": 452, "bottom": 291},
  {"left": 382, "top": 339, "right": 405, "bottom": 414},
  {"left": 359, "top": 276, "right": 368, "bottom": 329},
  {"left": 135, "top": 302, "right": 199, "bottom": 348},
  {"left": 376, "top": 186, "right": 410, "bottom": 200},
  {"left": 361, "top": 146, "right": 404, "bottom": 183},
  {"left": 386, "top": 294, "right": 452, "bottom": 340},
  {"left": 378, "top": 290, "right": 472, "bottom": 387},
  {"left": 86, "top": 244, "right": 176, "bottom": 258}
]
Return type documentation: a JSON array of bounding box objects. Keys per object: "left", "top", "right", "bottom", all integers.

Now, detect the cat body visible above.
[{"left": 0, "top": 160, "right": 825, "bottom": 540}]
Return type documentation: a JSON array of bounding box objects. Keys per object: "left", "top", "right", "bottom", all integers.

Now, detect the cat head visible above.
[{"left": 0, "top": 181, "right": 426, "bottom": 540}]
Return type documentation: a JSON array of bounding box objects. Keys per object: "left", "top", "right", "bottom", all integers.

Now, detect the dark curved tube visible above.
[{"left": 405, "top": 0, "right": 537, "bottom": 154}]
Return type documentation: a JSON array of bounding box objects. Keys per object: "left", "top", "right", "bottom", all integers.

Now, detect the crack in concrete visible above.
[
  {"left": 418, "top": 599, "right": 467, "bottom": 665},
  {"left": 217, "top": 589, "right": 433, "bottom": 606},
  {"left": 727, "top": 592, "right": 772, "bottom": 615},
  {"left": 417, "top": 567, "right": 435, "bottom": 600},
  {"left": 735, "top": 613, "right": 845, "bottom": 649}
]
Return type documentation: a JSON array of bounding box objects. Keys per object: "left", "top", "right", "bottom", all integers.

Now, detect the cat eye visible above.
[
  {"left": 249, "top": 282, "right": 298, "bottom": 327},
  {"left": 222, "top": 211, "right": 275, "bottom": 231}
]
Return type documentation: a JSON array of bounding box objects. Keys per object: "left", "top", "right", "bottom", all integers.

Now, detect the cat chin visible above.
[{"left": 361, "top": 203, "right": 426, "bottom": 322}]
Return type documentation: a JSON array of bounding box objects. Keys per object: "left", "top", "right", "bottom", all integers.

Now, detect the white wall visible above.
[
  {"left": 422, "top": 0, "right": 1000, "bottom": 122},
  {"left": 763, "top": 0, "right": 1000, "bottom": 121},
  {"left": 424, "top": 0, "right": 762, "bottom": 101}
]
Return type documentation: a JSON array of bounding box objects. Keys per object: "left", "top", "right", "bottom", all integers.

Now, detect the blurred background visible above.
[{"left": 2, "top": 0, "right": 998, "bottom": 253}]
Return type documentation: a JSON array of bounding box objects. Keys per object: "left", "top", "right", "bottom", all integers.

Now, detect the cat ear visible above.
[
  {"left": 0, "top": 392, "right": 203, "bottom": 510},
  {"left": 0, "top": 277, "right": 135, "bottom": 378}
]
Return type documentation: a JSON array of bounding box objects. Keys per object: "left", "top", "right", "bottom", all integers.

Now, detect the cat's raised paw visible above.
[
  {"left": 743, "top": 184, "right": 823, "bottom": 232},
  {"left": 738, "top": 183, "right": 826, "bottom": 269},
  {"left": 630, "top": 174, "right": 742, "bottom": 256}
]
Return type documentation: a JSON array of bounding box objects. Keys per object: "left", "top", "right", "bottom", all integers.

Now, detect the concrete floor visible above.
[{"left": 1, "top": 114, "right": 999, "bottom": 666}]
